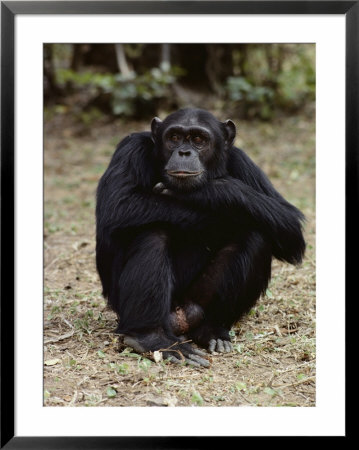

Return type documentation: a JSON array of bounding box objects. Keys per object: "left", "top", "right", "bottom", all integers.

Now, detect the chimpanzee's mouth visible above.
[{"left": 167, "top": 170, "right": 203, "bottom": 178}]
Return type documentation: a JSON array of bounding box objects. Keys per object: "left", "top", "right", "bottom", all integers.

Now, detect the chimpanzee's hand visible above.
[{"left": 153, "top": 182, "right": 174, "bottom": 197}]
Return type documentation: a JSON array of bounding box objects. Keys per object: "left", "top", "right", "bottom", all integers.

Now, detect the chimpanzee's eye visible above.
[
  {"left": 191, "top": 135, "right": 206, "bottom": 149},
  {"left": 167, "top": 134, "right": 183, "bottom": 148}
]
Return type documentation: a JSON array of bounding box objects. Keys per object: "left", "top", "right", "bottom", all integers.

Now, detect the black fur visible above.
[{"left": 96, "top": 108, "right": 305, "bottom": 360}]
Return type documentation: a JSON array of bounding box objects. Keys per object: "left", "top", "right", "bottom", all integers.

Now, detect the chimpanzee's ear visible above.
[
  {"left": 223, "top": 119, "right": 236, "bottom": 148},
  {"left": 151, "top": 117, "right": 162, "bottom": 143}
]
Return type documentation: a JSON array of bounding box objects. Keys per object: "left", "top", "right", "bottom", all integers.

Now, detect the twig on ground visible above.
[
  {"left": 273, "top": 375, "right": 315, "bottom": 389},
  {"left": 44, "top": 330, "right": 75, "bottom": 344}
]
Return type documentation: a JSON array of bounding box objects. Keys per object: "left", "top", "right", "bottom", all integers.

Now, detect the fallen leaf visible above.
[
  {"left": 44, "top": 359, "right": 60, "bottom": 366},
  {"left": 106, "top": 387, "right": 117, "bottom": 398},
  {"left": 153, "top": 351, "right": 163, "bottom": 363}
]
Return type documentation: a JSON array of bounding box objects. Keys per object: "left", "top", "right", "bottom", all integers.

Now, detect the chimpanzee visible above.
[{"left": 96, "top": 108, "right": 305, "bottom": 367}]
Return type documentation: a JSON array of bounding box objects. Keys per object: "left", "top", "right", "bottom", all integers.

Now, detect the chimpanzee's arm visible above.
[
  {"left": 98, "top": 188, "right": 210, "bottom": 234},
  {"left": 156, "top": 142, "right": 305, "bottom": 266},
  {"left": 183, "top": 177, "right": 305, "bottom": 264}
]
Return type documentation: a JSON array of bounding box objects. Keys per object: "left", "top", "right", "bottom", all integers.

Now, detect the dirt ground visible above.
[{"left": 44, "top": 110, "right": 316, "bottom": 407}]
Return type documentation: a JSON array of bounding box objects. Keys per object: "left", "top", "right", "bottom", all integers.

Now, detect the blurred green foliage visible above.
[
  {"left": 55, "top": 63, "right": 184, "bottom": 117},
  {"left": 226, "top": 77, "right": 275, "bottom": 120},
  {"left": 226, "top": 45, "right": 315, "bottom": 119},
  {"left": 45, "top": 43, "right": 315, "bottom": 120},
  {"left": 277, "top": 48, "right": 315, "bottom": 108}
]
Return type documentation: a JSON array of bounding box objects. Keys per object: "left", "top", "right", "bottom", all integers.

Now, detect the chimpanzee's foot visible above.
[
  {"left": 189, "top": 323, "right": 233, "bottom": 353},
  {"left": 121, "top": 328, "right": 210, "bottom": 367}
]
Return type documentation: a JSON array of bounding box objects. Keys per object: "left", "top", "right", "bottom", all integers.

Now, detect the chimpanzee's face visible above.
[{"left": 151, "top": 109, "right": 236, "bottom": 192}]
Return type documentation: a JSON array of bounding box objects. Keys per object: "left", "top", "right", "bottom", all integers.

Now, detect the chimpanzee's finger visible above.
[
  {"left": 184, "top": 358, "right": 201, "bottom": 368},
  {"left": 191, "top": 347, "right": 208, "bottom": 357},
  {"left": 166, "top": 355, "right": 183, "bottom": 365},
  {"left": 223, "top": 340, "right": 233, "bottom": 352},
  {"left": 208, "top": 339, "right": 217, "bottom": 353},
  {"left": 153, "top": 182, "right": 165, "bottom": 193},
  {"left": 188, "top": 353, "right": 210, "bottom": 367},
  {"left": 216, "top": 339, "right": 225, "bottom": 353}
]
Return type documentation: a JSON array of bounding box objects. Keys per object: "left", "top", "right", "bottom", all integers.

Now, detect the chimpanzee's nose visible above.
[{"left": 178, "top": 150, "right": 191, "bottom": 157}]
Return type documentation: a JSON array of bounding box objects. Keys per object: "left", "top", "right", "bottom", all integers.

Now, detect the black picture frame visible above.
[{"left": 1, "top": 1, "right": 354, "bottom": 447}]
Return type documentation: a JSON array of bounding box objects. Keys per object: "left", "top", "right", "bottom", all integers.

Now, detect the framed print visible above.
[{"left": 1, "top": 1, "right": 355, "bottom": 446}]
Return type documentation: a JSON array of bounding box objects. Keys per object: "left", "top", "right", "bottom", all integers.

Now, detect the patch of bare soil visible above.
[{"left": 44, "top": 112, "right": 315, "bottom": 407}]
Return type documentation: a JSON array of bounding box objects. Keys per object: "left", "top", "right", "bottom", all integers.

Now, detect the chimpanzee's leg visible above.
[
  {"left": 110, "top": 229, "right": 209, "bottom": 367},
  {"left": 113, "top": 229, "right": 172, "bottom": 333},
  {"left": 185, "top": 231, "right": 272, "bottom": 352}
]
